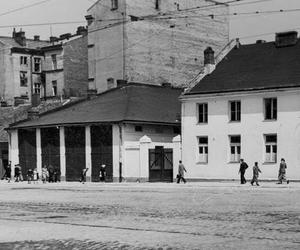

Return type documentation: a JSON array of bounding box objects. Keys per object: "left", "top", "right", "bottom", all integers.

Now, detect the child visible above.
[{"left": 251, "top": 162, "right": 262, "bottom": 186}]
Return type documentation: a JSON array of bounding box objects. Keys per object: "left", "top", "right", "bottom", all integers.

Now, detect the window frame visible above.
[
  {"left": 111, "top": 0, "right": 118, "bottom": 10},
  {"left": 34, "top": 82, "right": 41, "bottom": 95},
  {"left": 264, "top": 97, "right": 277, "bottom": 120},
  {"left": 229, "top": 100, "right": 241, "bottom": 122},
  {"left": 197, "top": 103, "right": 208, "bottom": 124},
  {"left": 229, "top": 135, "right": 241, "bottom": 163},
  {"left": 52, "top": 80, "right": 58, "bottom": 96},
  {"left": 20, "top": 71, "right": 28, "bottom": 87},
  {"left": 51, "top": 54, "right": 57, "bottom": 70},
  {"left": 20, "top": 56, "right": 28, "bottom": 66},
  {"left": 33, "top": 57, "right": 41, "bottom": 73},
  {"left": 264, "top": 134, "right": 277, "bottom": 163},
  {"left": 197, "top": 136, "right": 208, "bottom": 164}
]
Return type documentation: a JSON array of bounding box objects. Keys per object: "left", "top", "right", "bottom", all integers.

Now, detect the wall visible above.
[
  {"left": 44, "top": 48, "right": 64, "bottom": 97},
  {"left": 87, "top": 0, "right": 229, "bottom": 92},
  {"left": 122, "top": 123, "right": 180, "bottom": 180},
  {"left": 63, "top": 36, "right": 88, "bottom": 97},
  {"left": 87, "top": 0, "right": 125, "bottom": 92},
  {"left": 182, "top": 89, "right": 300, "bottom": 181}
]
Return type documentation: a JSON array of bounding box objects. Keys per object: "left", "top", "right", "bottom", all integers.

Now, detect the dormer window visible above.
[
  {"left": 34, "top": 58, "right": 41, "bottom": 72},
  {"left": 111, "top": 0, "right": 118, "bottom": 10}
]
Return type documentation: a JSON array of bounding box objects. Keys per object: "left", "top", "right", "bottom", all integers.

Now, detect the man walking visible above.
[
  {"left": 239, "top": 159, "right": 248, "bottom": 184},
  {"left": 177, "top": 160, "right": 187, "bottom": 184},
  {"left": 277, "top": 158, "right": 289, "bottom": 184},
  {"left": 80, "top": 167, "right": 89, "bottom": 184},
  {"left": 251, "top": 162, "right": 262, "bottom": 186}
]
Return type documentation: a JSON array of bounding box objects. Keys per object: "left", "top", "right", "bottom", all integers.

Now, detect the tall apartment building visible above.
[
  {"left": 86, "top": 0, "right": 229, "bottom": 92},
  {"left": 0, "top": 30, "right": 49, "bottom": 106}
]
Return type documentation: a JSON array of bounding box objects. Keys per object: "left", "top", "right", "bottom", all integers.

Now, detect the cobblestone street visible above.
[{"left": 0, "top": 181, "right": 299, "bottom": 249}]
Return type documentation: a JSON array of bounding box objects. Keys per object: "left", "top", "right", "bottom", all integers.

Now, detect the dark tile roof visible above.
[
  {"left": 0, "top": 36, "right": 49, "bottom": 49},
  {"left": 9, "top": 83, "right": 182, "bottom": 129},
  {"left": 186, "top": 39, "right": 300, "bottom": 95}
]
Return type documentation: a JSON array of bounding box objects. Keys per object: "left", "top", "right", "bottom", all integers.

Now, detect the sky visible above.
[{"left": 0, "top": 0, "right": 299, "bottom": 44}]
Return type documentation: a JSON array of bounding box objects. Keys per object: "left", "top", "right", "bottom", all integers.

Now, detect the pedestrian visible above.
[
  {"left": 251, "top": 162, "right": 262, "bottom": 186},
  {"left": 177, "top": 160, "right": 187, "bottom": 184},
  {"left": 6, "top": 162, "right": 11, "bottom": 183},
  {"left": 277, "top": 158, "right": 289, "bottom": 184},
  {"left": 99, "top": 164, "right": 106, "bottom": 182},
  {"left": 239, "top": 159, "right": 248, "bottom": 184},
  {"left": 48, "top": 165, "right": 54, "bottom": 183},
  {"left": 33, "top": 168, "right": 38, "bottom": 184},
  {"left": 27, "top": 168, "right": 33, "bottom": 184},
  {"left": 41, "top": 165, "right": 48, "bottom": 184},
  {"left": 80, "top": 167, "right": 89, "bottom": 184},
  {"left": 14, "top": 164, "right": 21, "bottom": 182}
]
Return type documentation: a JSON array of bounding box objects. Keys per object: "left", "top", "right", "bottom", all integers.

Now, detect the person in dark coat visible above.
[
  {"left": 27, "top": 168, "right": 34, "bottom": 184},
  {"left": 277, "top": 158, "right": 289, "bottom": 184},
  {"left": 239, "top": 159, "right": 248, "bottom": 184},
  {"left": 177, "top": 160, "right": 187, "bottom": 184},
  {"left": 14, "top": 164, "right": 21, "bottom": 182},
  {"left": 99, "top": 164, "right": 106, "bottom": 182},
  {"left": 48, "top": 165, "right": 55, "bottom": 183},
  {"left": 251, "top": 162, "right": 262, "bottom": 186},
  {"left": 6, "top": 162, "right": 11, "bottom": 183},
  {"left": 80, "top": 167, "right": 89, "bottom": 184}
]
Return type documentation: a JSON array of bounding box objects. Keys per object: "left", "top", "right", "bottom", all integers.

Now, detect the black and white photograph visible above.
[{"left": 0, "top": 0, "right": 300, "bottom": 249}]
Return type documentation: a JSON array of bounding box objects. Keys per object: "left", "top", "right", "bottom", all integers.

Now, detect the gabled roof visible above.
[
  {"left": 9, "top": 83, "right": 182, "bottom": 129},
  {"left": 186, "top": 39, "right": 300, "bottom": 95},
  {"left": 0, "top": 36, "right": 49, "bottom": 49}
]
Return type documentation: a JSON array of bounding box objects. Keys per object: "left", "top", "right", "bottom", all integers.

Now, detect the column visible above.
[
  {"left": 9, "top": 130, "right": 19, "bottom": 178},
  {"left": 172, "top": 135, "right": 182, "bottom": 180},
  {"left": 112, "top": 124, "right": 120, "bottom": 182},
  {"left": 59, "top": 127, "right": 66, "bottom": 181},
  {"left": 139, "top": 135, "right": 152, "bottom": 182},
  {"left": 85, "top": 126, "right": 92, "bottom": 182},
  {"left": 36, "top": 128, "right": 42, "bottom": 175}
]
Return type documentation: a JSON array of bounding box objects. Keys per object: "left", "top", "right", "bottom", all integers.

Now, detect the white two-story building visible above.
[{"left": 181, "top": 31, "right": 300, "bottom": 181}]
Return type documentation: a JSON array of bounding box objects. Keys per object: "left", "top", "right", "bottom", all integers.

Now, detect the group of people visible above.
[
  {"left": 79, "top": 164, "right": 106, "bottom": 184},
  {"left": 239, "top": 158, "right": 289, "bottom": 186},
  {"left": 1, "top": 162, "right": 61, "bottom": 184}
]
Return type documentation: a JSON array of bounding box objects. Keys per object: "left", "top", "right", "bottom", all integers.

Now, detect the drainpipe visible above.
[
  {"left": 30, "top": 54, "right": 33, "bottom": 103},
  {"left": 118, "top": 123, "right": 123, "bottom": 182}
]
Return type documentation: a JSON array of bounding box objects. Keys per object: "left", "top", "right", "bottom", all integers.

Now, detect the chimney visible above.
[
  {"left": 34, "top": 35, "right": 40, "bottom": 41},
  {"left": 116, "top": 79, "right": 128, "bottom": 87},
  {"left": 204, "top": 47, "right": 215, "bottom": 74},
  {"left": 76, "top": 26, "right": 87, "bottom": 36},
  {"left": 12, "top": 28, "right": 16, "bottom": 38},
  {"left": 50, "top": 36, "right": 58, "bottom": 43},
  {"left": 235, "top": 38, "right": 240, "bottom": 49},
  {"left": 85, "top": 15, "right": 94, "bottom": 25},
  {"left": 13, "top": 29, "right": 26, "bottom": 46},
  {"left": 275, "top": 31, "right": 298, "bottom": 47},
  {"left": 107, "top": 78, "right": 115, "bottom": 89}
]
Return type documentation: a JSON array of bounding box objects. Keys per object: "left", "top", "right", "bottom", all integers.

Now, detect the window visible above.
[
  {"left": 111, "top": 0, "right": 118, "bottom": 10},
  {"left": 198, "top": 137, "right": 208, "bottom": 163},
  {"left": 264, "top": 98, "right": 277, "bottom": 120},
  {"left": 34, "top": 83, "right": 41, "bottom": 94},
  {"left": 51, "top": 54, "right": 57, "bottom": 70},
  {"left": 33, "top": 58, "right": 41, "bottom": 72},
  {"left": 135, "top": 126, "right": 143, "bottom": 132},
  {"left": 52, "top": 80, "right": 57, "bottom": 96},
  {"left": 265, "top": 134, "right": 277, "bottom": 163},
  {"left": 230, "top": 101, "right": 241, "bottom": 122},
  {"left": 20, "top": 71, "right": 28, "bottom": 86},
  {"left": 20, "top": 56, "right": 28, "bottom": 65},
  {"left": 173, "top": 126, "right": 181, "bottom": 134},
  {"left": 198, "top": 103, "right": 208, "bottom": 123},
  {"left": 155, "top": 0, "right": 161, "bottom": 10},
  {"left": 229, "top": 135, "right": 241, "bottom": 162}
]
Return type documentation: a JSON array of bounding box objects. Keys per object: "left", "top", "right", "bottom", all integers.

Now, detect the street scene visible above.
[
  {"left": 0, "top": 0, "right": 300, "bottom": 249},
  {"left": 0, "top": 182, "right": 299, "bottom": 250}
]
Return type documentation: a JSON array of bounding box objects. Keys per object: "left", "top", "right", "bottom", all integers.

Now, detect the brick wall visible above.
[
  {"left": 87, "top": 0, "right": 229, "bottom": 91},
  {"left": 63, "top": 36, "right": 89, "bottom": 97}
]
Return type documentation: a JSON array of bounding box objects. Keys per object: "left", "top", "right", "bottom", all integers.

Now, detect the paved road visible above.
[{"left": 0, "top": 181, "right": 299, "bottom": 249}]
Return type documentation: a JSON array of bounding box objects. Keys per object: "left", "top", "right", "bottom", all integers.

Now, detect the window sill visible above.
[
  {"left": 228, "top": 161, "right": 240, "bottom": 164},
  {"left": 228, "top": 120, "right": 241, "bottom": 123},
  {"left": 263, "top": 119, "right": 277, "bottom": 122},
  {"left": 196, "top": 162, "right": 208, "bottom": 165},
  {"left": 262, "top": 162, "right": 277, "bottom": 165},
  {"left": 196, "top": 122, "right": 208, "bottom": 125}
]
